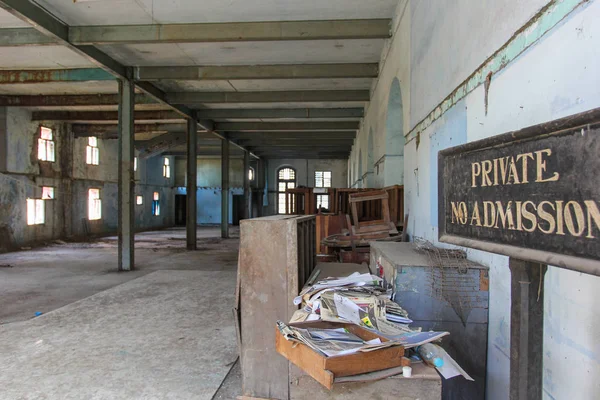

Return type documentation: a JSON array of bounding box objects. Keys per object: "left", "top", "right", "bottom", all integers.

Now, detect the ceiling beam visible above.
[
  {"left": 0, "top": 68, "right": 113, "bottom": 83},
  {"left": 72, "top": 123, "right": 186, "bottom": 138},
  {"left": 69, "top": 19, "right": 391, "bottom": 45},
  {"left": 33, "top": 108, "right": 364, "bottom": 121},
  {"left": 0, "top": 27, "right": 57, "bottom": 46},
  {"left": 238, "top": 139, "right": 354, "bottom": 146},
  {"left": 135, "top": 132, "right": 187, "bottom": 159},
  {"left": 33, "top": 110, "right": 183, "bottom": 122},
  {"left": 213, "top": 121, "right": 359, "bottom": 132},
  {"left": 196, "top": 108, "right": 364, "bottom": 119},
  {"left": 167, "top": 90, "right": 370, "bottom": 104},
  {"left": 0, "top": 90, "right": 369, "bottom": 107},
  {"left": 0, "top": 94, "right": 154, "bottom": 107},
  {"left": 227, "top": 131, "right": 356, "bottom": 140},
  {"left": 0, "top": 0, "right": 256, "bottom": 158},
  {"left": 135, "top": 64, "right": 378, "bottom": 81}
]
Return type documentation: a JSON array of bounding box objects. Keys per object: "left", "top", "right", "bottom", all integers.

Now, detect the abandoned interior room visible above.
[{"left": 0, "top": 0, "right": 598, "bottom": 399}]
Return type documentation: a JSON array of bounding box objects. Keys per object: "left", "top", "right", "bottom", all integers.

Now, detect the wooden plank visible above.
[
  {"left": 275, "top": 328, "right": 334, "bottom": 390},
  {"left": 324, "top": 347, "right": 408, "bottom": 377}
]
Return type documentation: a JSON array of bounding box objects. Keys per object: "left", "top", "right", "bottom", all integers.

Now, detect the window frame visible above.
[
  {"left": 163, "top": 157, "right": 171, "bottom": 178},
  {"left": 315, "top": 170, "right": 332, "bottom": 188},
  {"left": 26, "top": 198, "right": 45, "bottom": 225},
  {"left": 277, "top": 167, "right": 297, "bottom": 214},
  {"left": 42, "top": 186, "right": 55, "bottom": 200},
  {"left": 86, "top": 136, "right": 99, "bottom": 165},
  {"left": 248, "top": 166, "right": 255, "bottom": 182},
  {"left": 88, "top": 188, "right": 102, "bottom": 221},
  {"left": 152, "top": 192, "right": 160, "bottom": 216},
  {"left": 37, "top": 126, "right": 55, "bottom": 162}
]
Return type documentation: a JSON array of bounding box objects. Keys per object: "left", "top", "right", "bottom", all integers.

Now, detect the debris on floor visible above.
[
  {"left": 277, "top": 270, "right": 472, "bottom": 389},
  {"left": 0, "top": 264, "right": 13, "bottom": 268}
]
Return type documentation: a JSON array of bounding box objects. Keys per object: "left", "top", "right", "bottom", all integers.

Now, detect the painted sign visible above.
[{"left": 438, "top": 109, "right": 600, "bottom": 276}]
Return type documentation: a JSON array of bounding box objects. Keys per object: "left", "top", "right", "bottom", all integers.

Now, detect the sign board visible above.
[{"left": 439, "top": 109, "right": 600, "bottom": 276}]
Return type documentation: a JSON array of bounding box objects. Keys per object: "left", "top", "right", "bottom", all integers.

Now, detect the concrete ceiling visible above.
[
  {"left": 34, "top": 0, "right": 398, "bottom": 25},
  {"left": 0, "top": 0, "right": 396, "bottom": 158}
]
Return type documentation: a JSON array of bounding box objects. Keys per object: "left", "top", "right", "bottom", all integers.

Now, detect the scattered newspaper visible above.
[{"left": 276, "top": 321, "right": 397, "bottom": 357}]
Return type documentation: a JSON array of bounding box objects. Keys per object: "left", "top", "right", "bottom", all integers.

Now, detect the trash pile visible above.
[{"left": 276, "top": 271, "right": 473, "bottom": 387}]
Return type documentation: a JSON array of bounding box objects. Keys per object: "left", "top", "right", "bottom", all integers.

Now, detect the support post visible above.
[
  {"left": 186, "top": 117, "right": 197, "bottom": 250},
  {"left": 117, "top": 79, "right": 135, "bottom": 271},
  {"left": 509, "top": 258, "right": 547, "bottom": 400},
  {"left": 243, "top": 150, "right": 250, "bottom": 220},
  {"left": 221, "top": 139, "right": 230, "bottom": 238}
]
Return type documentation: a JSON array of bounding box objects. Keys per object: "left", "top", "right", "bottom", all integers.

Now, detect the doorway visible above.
[
  {"left": 232, "top": 194, "right": 245, "bottom": 226},
  {"left": 174, "top": 194, "right": 187, "bottom": 226}
]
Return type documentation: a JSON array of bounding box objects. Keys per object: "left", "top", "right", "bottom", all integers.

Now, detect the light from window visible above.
[
  {"left": 136, "top": 195, "right": 143, "bottom": 205},
  {"left": 279, "top": 167, "right": 295, "bottom": 181},
  {"left": 152, "top": 192, "right": 160, "bottom": 216},
  {"left": 86, "top": 136, "right": 99, "bottom": 165},
  {"left": 134, "top": 157, "right": 138, "bottom": 172},
  {"left": 38, "top": 127, "right": 55, "bottom": 162},
  {"left": 248, "top": 167, "right": 255, "bottom": 181},
  {"left": 317, "top": 194, "right": 330, "bottom": 210},
  {"left": 277, "top": 167, "right": 296, "bottom": 214},
  {"left": 163, "top": 157, "right": 170, "bottom": 178},
  {"left": 315, "top": 171, "right": 332, "bottom": 188},
  {"left": 88, "top": 188, "right": 102, "bottom": 220},
  {"left": 26, "top": 198, "right": 45, "bottom": 225},
  {"left": 42, "top": 186, "right": 55, "bottom": 200}
]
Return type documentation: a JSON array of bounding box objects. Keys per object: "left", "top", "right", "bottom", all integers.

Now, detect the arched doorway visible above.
[{"left": 384, "top": 78, "right": 405, "bottom": 186}]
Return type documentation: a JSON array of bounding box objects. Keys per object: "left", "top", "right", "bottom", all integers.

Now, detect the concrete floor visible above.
[{"left": 0, "top": 227, "right": 243, "bottom": 399}]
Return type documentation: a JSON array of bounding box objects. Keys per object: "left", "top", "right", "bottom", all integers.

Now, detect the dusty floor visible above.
[{"left": 0, "top": 227, "right": 243, "bottom": 399}]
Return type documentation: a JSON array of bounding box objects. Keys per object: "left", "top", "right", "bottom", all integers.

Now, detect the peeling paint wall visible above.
[
  {"left": 351, "top": 0, "right": 600, "bottom": 398},
  {"left": 175, "top": 156, "right": 245, "bottom": 224},
  {"left": 0, "top": 107, "right": 175, "bottom": 249}
]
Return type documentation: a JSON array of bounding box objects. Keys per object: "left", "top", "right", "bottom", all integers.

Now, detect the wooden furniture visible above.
[
  {"left": 236, "top": 215, "right": 316, "bottom": 400},
  {"left": 276, "top": 321, "right": 409, "bottom": 390},
  {"left": 285, "top": 185, "right": 404, "bottom": 228}
]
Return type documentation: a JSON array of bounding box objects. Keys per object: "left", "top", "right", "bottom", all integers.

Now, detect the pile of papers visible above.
[
  {"left": 289, "top": 271, "right": 448, "bottom": 348},
  {"left": 276, "top": 321, "right": 394, "bottom": 357}
]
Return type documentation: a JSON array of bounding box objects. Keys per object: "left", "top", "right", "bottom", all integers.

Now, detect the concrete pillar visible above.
[
  {"left": 243, "top": 150, "right": 250, "bottom": 220},
  {"left": 221, "top": 139, "right": 230, "bottom": 238},
  {"left": 186, "top": 118, "right": 197, "bottom": 250},
  {"left": 117, "top": 79, "right": 135, "bottom": 271},
  {"left": 509, "top": 258, "right": 547, "bottom": 400}
]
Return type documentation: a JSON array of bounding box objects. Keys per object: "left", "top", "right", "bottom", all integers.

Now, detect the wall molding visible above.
[{"left": 405, "top": 0, "right": 588, "bottom": 144}]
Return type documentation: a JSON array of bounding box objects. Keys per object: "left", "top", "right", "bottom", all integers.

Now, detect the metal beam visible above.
[
  {"left": 135, "top": 64, "right": 378, "bottom": 81},
  {"left": 33, "top": 110, "right": 183, "bottom": 122},
  {"left": 221, "top": 139, "right": 230, "bottom": 239},
  {"left": 0, "top": 0, "right": 255, "bottom": 157},
  {"left": 0, "top": 94, "right": 156, "bottom": 107},
  {"left": 72, "top": 124, "right": 186, "bottom": 138},
  {"left": 0, "top": 68, "right": 113, "bottom": 84},
  {"left": 0, "top": 27, "right": 57, "bottom": 46},
  {"left": 214, "top": 121, "right": 359, "bottom": 131},
  {"left": 196, "top": 108, "right": 364, "bottom": 119},
  {"left": 33, "top": 108, "right": 363, "bottom": 121},
  {"left": 0, "top": 90, "right": 369, "bottom": 107},
  {"left": 117, "top": 79, "right": 135, "bottom": 272},
  {"left": 167, "top": 90, "right": 370, "bottom": 104},
  {"left": 238, "top": 139, "right": 354, "bottom": 146},
  {"left": 227, "top": 131, "right": 356, "bottom": 140},
  {"left": 69, "top": 19, "right": 391, "bottom": 45},
  {"left": 136, "top": 131, "right": 188, "bottom": 159},
  {"left": 187, "top": 118, "right": 198, "bottom": 250}
]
